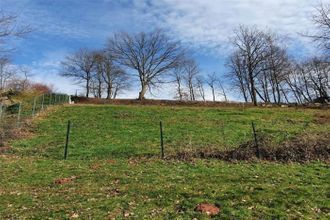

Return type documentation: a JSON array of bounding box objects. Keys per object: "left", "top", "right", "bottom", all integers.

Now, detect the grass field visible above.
[{"left": 1, "top": 104, "right": 329, "bottom": 219}]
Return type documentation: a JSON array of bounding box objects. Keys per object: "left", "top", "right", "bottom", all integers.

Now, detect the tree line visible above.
[
  {"left": 60, "top": 4, "right": 329, "bottom": 105},
  {"left": 59, "top": 30, "right": 234, "bottom": 102},
  {"left": 227, "top": 26, "right": 329, "bottom": 105}
]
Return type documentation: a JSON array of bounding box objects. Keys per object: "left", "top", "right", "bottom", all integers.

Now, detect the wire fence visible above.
[
  {"left": 0, "top": 93, "right": 70, "bottom": 147},
  {"left": 50, "top": 114, "right": 311, "bottom": 160},
  {"left": 0, "top": 98, "right": 314, "bottom": 160}
]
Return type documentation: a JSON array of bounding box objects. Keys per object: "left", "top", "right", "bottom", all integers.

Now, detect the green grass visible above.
[
  {"left": 0, "top": 157, "right": 329, "bottom": 219},
  {"left": 11, "top": 105, "right": 327, "bottom": 159},
  {"left": 1, "top": 104, "right": 329, "bottom": 219}
]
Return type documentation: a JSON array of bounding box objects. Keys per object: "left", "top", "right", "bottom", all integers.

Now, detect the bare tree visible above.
[
  {"left": 18, "top": 66, "right": 32, "bottom": 91},
  {"left": 0, "top": 57, "right": 13, "bottom": 90},
  {"left": 206, "top": 72, "right": 221, "bottom": 102},
  {"left": 306, "top": 58, "right": 329, "bottom": 101},
  {"left": 108, "top": 30, "right": 185, "bottom": 100},
  {"left": 231, "top": 25, "right": 270, "bottom": 106},
  {"left": 171, "top": 65, "right": 186, "bottom": 100},
  {"left": 92, "top": 51, "right": 130, "bottom": 99},
  {"left": 282, "top": 58, "right": 329, "bottom": 104},
  {"left": 308, "top": 3, "right": 330, "bottom": 54},
  {"left": 0, "top": 11, "right": 31, "bottom": 54},
  {"left": 196, "top": 76, "right": 205, "bottom": 101},
  {"left": 263, "top": 34, "right": 290, "bottom": 104},
  {"left": 218, "top": 80, "right": 228, "bottom": 102},
  {"left": 6, "top": 66, "right": 32, "bottom": 92},
  {"left": 183, "top": 59, "right": 199, "bottom": 101},
  {"left": 92, "top": 52, "right": 106, "bottom": 98},
  {"left": 226, "top": 51, "right": 250, "bottom": 102},
  {"left": 60, "top": 49, "right": 95, "bottom": 97}
]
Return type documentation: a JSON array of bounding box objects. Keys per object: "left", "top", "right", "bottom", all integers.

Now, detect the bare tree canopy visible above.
[
  {"left": 0, "top": 11, "right": 31, "bottom": 54},
  {"left": 309, "top": 3, "right": 330, "bottom": 54},
  {"left": 171, "top": 64, "right": 187, "bottom": 100},
  {"left": 107, "top": 30, "right": 185, "bottom": 100},
  {"left": 92, "top": 51, "right": 130, "bottom": 99},
  {"left": 60, "top": 49, "right": 95, "bottom": 97},
  {"left": 206, "top": 72, "right": 228, "bottom": 102},
  {"left": 183, "top": 59, "right": 200, "bottom": 101},
  {"left": 0, "top": 57, "right": 13, "bottom": 90},
  {"left": 228, "top": 25, "right": 269, "bottom": 106},
  {"left": 206, "top": 72, "right": 220, "bottom": 102}
]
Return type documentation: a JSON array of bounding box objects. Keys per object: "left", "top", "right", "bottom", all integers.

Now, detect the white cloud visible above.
[{"left": 137, "top": 0, "right": 324, "bottom": 56}]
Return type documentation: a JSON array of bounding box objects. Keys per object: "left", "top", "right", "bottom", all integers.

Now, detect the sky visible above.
[{"left": 1, "top": 0, "right": 328, "bottom": 100}]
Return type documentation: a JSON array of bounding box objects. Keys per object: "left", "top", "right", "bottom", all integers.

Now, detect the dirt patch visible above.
[
  {"left": 54, "top": 176, "right": 78, "bottom": 184},
  {"left": 194, "top": 203, "right": 220, "bottom": 216},
  {"left": 11, "top": 126, "right": 35, "bottom": 139},
  {"left": 314, "top": 113, "right": 330, "bottom": 124},
  {"left": 90, "top": 163, "right": 102, "bottom": 170},
  {"left": 72, "top": 96, "right": 254, "bottom": 108},
  {"left": 0, "top": 120, "right": 36, "bottom": 147},
  {"left": 71, "top": 96, "right": 330, "bottom": 109},
  {"left": 0, "top": 146, "right": 12, "bottom": 154},
  {"left": 175, "top": 133, "right": 330, "bottom": 163},
  {"left": 107, "top": 159, "right": 116, "bottom": 164}
]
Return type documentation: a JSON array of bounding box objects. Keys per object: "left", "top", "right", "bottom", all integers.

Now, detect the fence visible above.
[
  {"left": 53, "top": 113, "right": 310, "bottom": 160},
  {"left": 0, "top": 98, "right": 313, "bottom": 160},
  {"left": 0, "top": 93, "right": 70, "bottom": 147}
]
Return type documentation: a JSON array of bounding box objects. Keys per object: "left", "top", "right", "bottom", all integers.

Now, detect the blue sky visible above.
[{"left": 1, "top": 0, "right": 326, "bottom": 100}]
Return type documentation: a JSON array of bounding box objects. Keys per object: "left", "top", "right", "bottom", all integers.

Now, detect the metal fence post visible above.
[
  {"left": 1, "top": 105, "right": 6, "bottom": 120},
  {"left": 17, "top": 102, "right": 22, "bottom": 127},
  {"left": 41, "top": 94, "right": 45, "bottom": 111},
  {"left": 251, "top": 121, "right": 260, "bottom": 158},
  {"left": 160, "top": 121, "right": 164, "bottom": 159},
  {"left": 64, "top": 120, "right": 71, "bottom": 160},
  {"left": 0, "top": 104, "right": 3, "bottom": 121},
  {"left": 49, "top": 93, "right": 52, "bottom": 105}
]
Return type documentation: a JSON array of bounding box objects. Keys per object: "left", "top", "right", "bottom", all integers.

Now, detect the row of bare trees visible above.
[
  {"left": 61, "top": 31, "right": 185, "bottom": 100},
  {"left": 61, "top": 49, "right": 129, "bottom": 99},
  {"left": 60, "top": 3, "right": 329, "bottom": 104},
  {"left": 61, "top": 30, "right": 229, "bottom": 101},
  {"left": 227, "top": 3, "right": 330, "bottom": 105},
  {"left": 171, "top": 60, "right": 227, "bottom": 101}
]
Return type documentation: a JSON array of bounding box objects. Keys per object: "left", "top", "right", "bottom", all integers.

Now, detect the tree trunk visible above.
[
  {"left": 106, "top": 85, "right": 112, "bottom": 99},
  {"left": 113, "top": 86, "right": 119, "bottom": 99},
  {"left": 98, "top": 82, "right": 102, "bottom": 98},
  {"left": 249, "top": 73, "right": 258, "bottom": 106},
  {"left": 177, "top": 81, "right": 183, "bottom": 100},
  {"left": 211, "top": 87, "right": 215, "bottom": 102},
  {"left": 138, "top": 84, "right": 147, "bottom": 100},
  {"left": 86, "top": 79, "right": 90, "bottom": 97}
]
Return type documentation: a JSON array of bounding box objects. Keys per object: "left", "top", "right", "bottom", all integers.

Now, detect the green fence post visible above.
[
  {"left": 41, "top": 94, "right": 45, "bottom": 111},
  {"left": 49, "top": 93, "right": 52, "bottom": 105},
  {"left": 17, "top": 102, "right": 22, "bottom": 127},
  {"left": 64, "top": 120, "right": 71, "bottom": 160},
  {"left": 160, "top": 121, "right": 164, "bottom": 159},
  {"left": 251, "top": 121, "right": 260, "bottom": 159}
]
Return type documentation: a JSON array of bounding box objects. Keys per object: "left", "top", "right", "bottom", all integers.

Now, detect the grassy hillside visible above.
[
  {"left": 11, "top": 105, "right": 327, "bottom": 159},
  {"left": 1, "top": 104, "right": 329, "bottom": 219}
]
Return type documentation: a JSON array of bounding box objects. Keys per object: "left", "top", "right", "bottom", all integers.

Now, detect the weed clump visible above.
[{"left": 175, "top": 133, "right": 330, "bottom": 163}]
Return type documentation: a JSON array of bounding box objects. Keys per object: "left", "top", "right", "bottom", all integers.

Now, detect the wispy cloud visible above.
[{"left": 134, "top": 0, "right": 321, "bottom": 56}]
